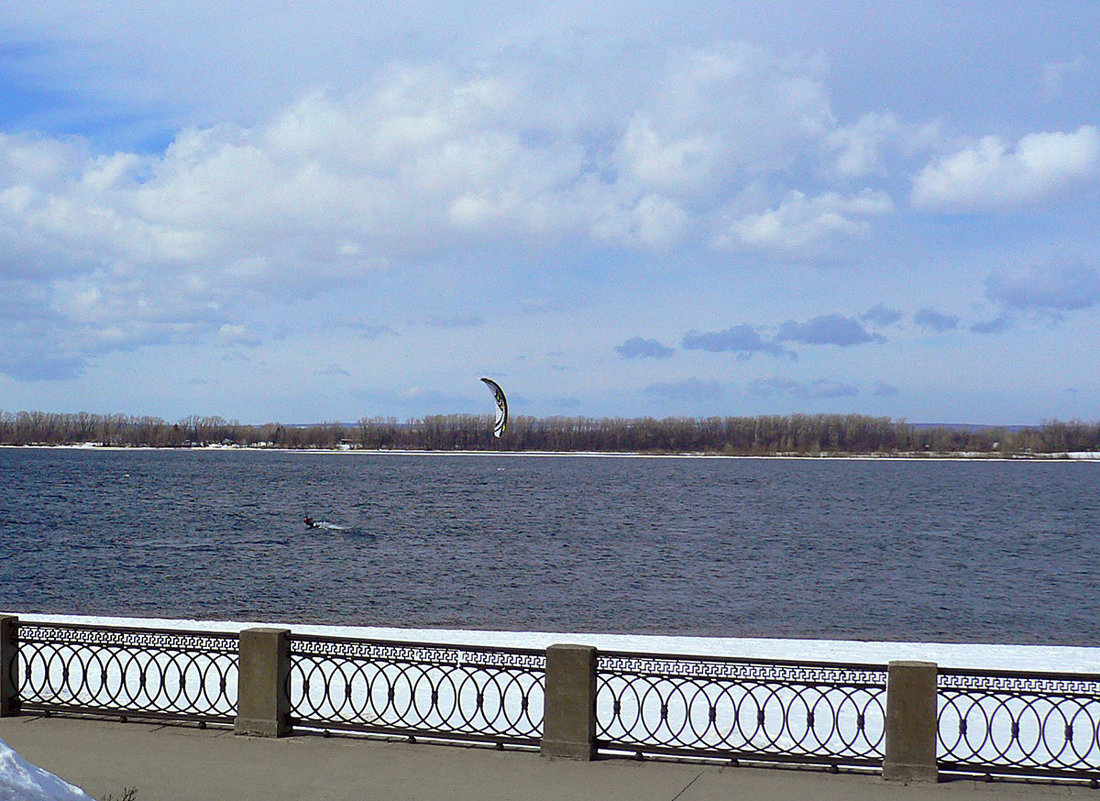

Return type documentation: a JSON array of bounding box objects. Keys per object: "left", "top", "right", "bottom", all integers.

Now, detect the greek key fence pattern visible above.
[
  {"left": 15, "top": 622, "right": 238, "bottom": 724},
  {"left": 287, "top": 634, "right": 545, "bottom": 746},
  {"left": 938, "top": 668, "right": 1100, "bottom": 780},
  {"left": 595, "top": 652, "right": 887, "bottom": 766}
]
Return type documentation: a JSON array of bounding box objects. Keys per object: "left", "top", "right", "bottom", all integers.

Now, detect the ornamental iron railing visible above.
[
  {"left": 4, "top": 617, "right": 1099, "bottom": 784},
  {"left": 14, "top": 621, "right": 238, "bottom": 724},
  {"left": 595, "top": 652, "right": 887, "bottom": 767},
  {"left": 287, "top": 634, "right": 545, "bottom": 746},
  {"left": 938, "top": 667, "right": 1100, "bottom": 781}
]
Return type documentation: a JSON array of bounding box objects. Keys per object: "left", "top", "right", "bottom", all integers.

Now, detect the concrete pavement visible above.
[{"left": 1, "top": 714, "right": 1095, "bottom": 801}]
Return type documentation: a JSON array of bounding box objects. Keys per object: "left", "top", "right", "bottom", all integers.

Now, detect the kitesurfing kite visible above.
[{"left": 480, "top": 377, "right": 508, "bottom": 438}]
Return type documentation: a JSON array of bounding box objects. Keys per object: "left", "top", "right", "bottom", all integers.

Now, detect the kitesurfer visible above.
[{"left": 304, "top": 516, "right": 318, "bottom": 528}]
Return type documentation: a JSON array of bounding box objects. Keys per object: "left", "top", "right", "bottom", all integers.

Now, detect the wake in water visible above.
[{"left": 304, "top": 516, "right": 365, "bottom": 535}]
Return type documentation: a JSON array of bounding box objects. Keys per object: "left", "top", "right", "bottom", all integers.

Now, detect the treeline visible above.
[{"left": 2, "top": 409, "right": 1100, "bottom": 455}]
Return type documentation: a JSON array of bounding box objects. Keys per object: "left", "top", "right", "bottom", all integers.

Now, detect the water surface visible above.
[{"left": 2, "top": 448, "right": 1097, "bottom": 644}]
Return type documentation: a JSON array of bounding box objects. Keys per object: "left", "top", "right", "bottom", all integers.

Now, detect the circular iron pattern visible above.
[
  {"left": 595, "top": 653, "right": 887, "bottom": 766},
  {"left": 287, "top": 636, "right": 545, "bottom": 745},
  {"left": 16, "top": 623, "right": 238, "bottom": 722},
  {"left": 938, "top": 669, "right": 1100, "bottom": 780}
]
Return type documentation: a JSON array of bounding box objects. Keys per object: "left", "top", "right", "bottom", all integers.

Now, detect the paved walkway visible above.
[{"left": 1, "top": 715, "right": 1095, "bottom": 801}]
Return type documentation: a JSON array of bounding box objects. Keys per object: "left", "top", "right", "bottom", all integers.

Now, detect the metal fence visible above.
[
  {"left": 13, "top": 621, "right": 238, "bottom": 725},
  {"left": 938, "top": 667, "right": 1100, "bottom": 781},
  {"left": 596, "top": 651, "right": 887, "bottom": 768},
  {"left": 287, "top": 633, "right": 545, "bottom": 746},
  {"left": 3, "top": 617, "right": 1099, "bottom": 784}
]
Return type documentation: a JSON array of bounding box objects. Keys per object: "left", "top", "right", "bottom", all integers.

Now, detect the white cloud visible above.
[
  {"left": 0, "top": 42, "right": 863, "bottom": 335},
  {"left": 721, "top": 189, "right": 893, "bottom": 252},
  {"left": 217, "top": 323, "right": 262, "bottom": 347},
  {"left": 620, "top": 115, "right": 718, "bottom": 197},
  {"left": 586, "top": 188, "right": 691, "bottom": 248},
  {"left": 3, "top": 37, "right": 1059, "bottom": 385},
  {"left": 0, "top": 132, "right": 89, "bottom": 187},
  {"left": 617, "top": 43, "right": 835, "bottom": 200},
  {"left": 911, "top": 126, "right": 1100, "bottom": 211},
  {"left": 826, "top": 112, "right": 939, "bottom": 179}
]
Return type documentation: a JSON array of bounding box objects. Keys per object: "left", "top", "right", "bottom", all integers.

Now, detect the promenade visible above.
[{"left": 1, "top": 715, "right": 1095, "bottom": 801}]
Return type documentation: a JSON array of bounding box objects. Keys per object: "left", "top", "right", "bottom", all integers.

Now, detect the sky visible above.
[{"left": 1, "top": 1, "right": 1098, "bottom": 425}]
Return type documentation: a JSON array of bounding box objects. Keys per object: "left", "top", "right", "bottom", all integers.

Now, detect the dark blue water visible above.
[{"left": 1, "top": 448, "right": 1098, "bottom": 644}]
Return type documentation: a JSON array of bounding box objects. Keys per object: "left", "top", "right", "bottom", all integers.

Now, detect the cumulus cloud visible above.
[
  {"left": 750, "top": 376, "right": 858, "bottom": 399},
  {"left": 0, "top": 132, "right": 91, "bottom": 188},
  {"left": 913, "top": 308, "right": 960, "bottom": 333},
  {"left": 776, "top": 315, "right": 885, "bottom": 346},
  {"left": 985, "top": 265, "right": 1100, "bottom": 312},
  {"left": 969, "top": 315, "right": 1014, "bottom": 334},
  {"left": 1, "top": 42, "right": 881, "bottom": 379},
  {"left": 860, "top": 304, "right": 903, "bottom": 327},
  {"left": 616, "top": 336, "right": 674, "bottom": 359},
  {"left": 912, "top": 126, "right": 1100, "bottom": 211},
  {"left": 586, "top": 189, "right": 691, "bottom": 248},
  {"left": 217, "top": 323, "right": 262, "bottom": 347},
  {"left": 681, "top": 325, "right": 791, "bottom": 359},
  {"left": 0, "top": 38, "right": 1014, "bottom": 383},
  {"left": 619, "top": 43, "right": 835, "bottom": 200},
  {"left": 826, "top": 112, "right": 939, "bottom": 179},
  {"left": 721, "top": 189, "right": 893, "bottom": 253}
]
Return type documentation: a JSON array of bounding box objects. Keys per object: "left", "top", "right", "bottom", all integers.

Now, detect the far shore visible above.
[{"left": 4, "top": 442, "right": 1100, "bottom": 461}]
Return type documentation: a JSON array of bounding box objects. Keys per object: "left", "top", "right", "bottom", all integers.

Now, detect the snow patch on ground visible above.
[{"left": 0, "top": 739, "right": 91, "bottom": 801}]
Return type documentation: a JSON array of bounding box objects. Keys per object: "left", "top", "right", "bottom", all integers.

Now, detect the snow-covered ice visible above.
[{"left": 14, "top": 613, "right": 1099, "bottom": 672}]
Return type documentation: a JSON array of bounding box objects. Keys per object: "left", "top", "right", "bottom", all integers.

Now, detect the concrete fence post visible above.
[
  {"left": 0, "top": 616, "right": 19, "bottom": 717},
  {"left": 884, "top": 660, "right": 939, "bottom": 782},
  {"left": 541, "top": 644, "right": 597, "bottom": 760},
  {"left": 235, "top": 627, "right": 291, "bottom": 737}
]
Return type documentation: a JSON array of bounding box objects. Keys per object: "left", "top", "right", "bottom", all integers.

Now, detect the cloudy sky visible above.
[{"left": 2, "top": 1, "right": 1098, "bottom": 424}]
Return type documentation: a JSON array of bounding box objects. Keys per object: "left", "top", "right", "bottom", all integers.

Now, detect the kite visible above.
[{"left": 480, "top": 377, "right": 508, "bottom": 438}]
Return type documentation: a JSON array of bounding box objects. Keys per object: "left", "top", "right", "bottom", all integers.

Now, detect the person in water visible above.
[{"left": 304, "top": 516, "right": 318, "bottom": 528}]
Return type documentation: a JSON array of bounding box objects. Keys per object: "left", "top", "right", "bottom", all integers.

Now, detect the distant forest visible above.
[{"left": 2, "top": 410, "right": 1100, "bottom": 456}]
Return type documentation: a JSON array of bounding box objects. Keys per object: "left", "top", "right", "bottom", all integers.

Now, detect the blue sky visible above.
[{"left": 1, "top": 1, "right": 1098, "bottom": 424}]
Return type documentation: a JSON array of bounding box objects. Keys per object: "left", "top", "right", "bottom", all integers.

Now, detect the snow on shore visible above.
[
  {"left": 13, "top": 613, "right": 1100, "bottom": 672},
  {"left": 18, "top": 443, "right": 1100, "bottom": 459}
]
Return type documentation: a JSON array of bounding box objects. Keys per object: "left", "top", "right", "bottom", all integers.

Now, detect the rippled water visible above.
[{"left": 2, "top": 448, "right": 1098, "bottom": 644}]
